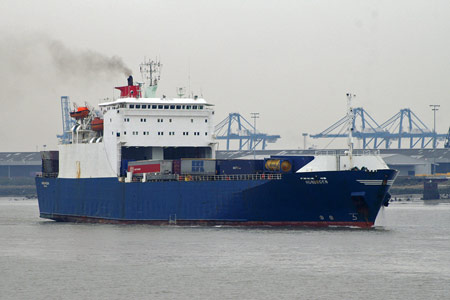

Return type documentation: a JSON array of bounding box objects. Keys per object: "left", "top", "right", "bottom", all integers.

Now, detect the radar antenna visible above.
[{"left": 176, "top": 87, "right": 186, "bottom": 98}]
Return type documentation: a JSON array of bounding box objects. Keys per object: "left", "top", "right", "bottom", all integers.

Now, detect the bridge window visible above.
[
  {"left": 164, "top": 105, "right": 169, "bottom": 109},
  {"left": 170, "top": 105, "right": 175, "bottom": 109},
  {"left": 176, "top": 105, "right": 181, "bottom": 109},
  {"left": 136, "top": 105, "right": 141, "bottom": 109},
  {"left": 199, "top": 106, "right": 203, "bottom": 109},
  {"left": 129, "top": 104, "right": 135, "bottom": 109},
  {"left": 152, "top": 105, "right": 157, "bottom": 109},
  {"left": 142, "top": 105, "right": 147, "bottom": 109},
  {"left": 158, "top": 105, "right": 163, "bottom": 109},
  {"left": 193, "top": 105, "right": 197, "bottom": 109},
  {"left": 186, "top": 105, "right": 191, "bottom": 110}
]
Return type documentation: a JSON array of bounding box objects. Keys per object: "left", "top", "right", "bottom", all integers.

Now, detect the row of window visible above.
[
  {"left": 123, "top": 118, "right": 208, "bottom": 123},
  {"left": 105, "top": 105, "right": 215, "bottom": 114},
  {"left": 113, "top": 131, "right": 208, "bottom": 136},
  {"left": 129, "top": 104, "right": 204, "bottom": 110}
]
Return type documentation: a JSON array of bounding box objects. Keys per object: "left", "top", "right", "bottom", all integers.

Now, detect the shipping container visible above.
[
  {"left": 42, "top": 159, "right": 59, "bottom": 174},
  {"left": 128, "top": 160, "right": 173, "bottom": 174},
  {"left": 172, "top": 159, "right": 181, "bottom": 174},
  {"left": 180, "top": 159, "right": 216, "bottom": 175},
  {"left": 270, "top": 156, "right": 314, "bottom": 172},
  {"left": 41, "top": 151, "right": 59, "bottom": 174},
  {"left": 215, "top": 159, "right": 264, "bottom": 175},
  {"left": 263, "top": 158, "right": 294, "bottom": 173},
  {"left": 120, "top": 159, "right": 135, "bottom": 176},
  {"left": 41, "top": 151, "right": 59, "bottom": 160}
]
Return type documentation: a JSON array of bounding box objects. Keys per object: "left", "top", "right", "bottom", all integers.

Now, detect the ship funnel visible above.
[{"left": 127, "top": 75, "right": 133, "bottom": 86}]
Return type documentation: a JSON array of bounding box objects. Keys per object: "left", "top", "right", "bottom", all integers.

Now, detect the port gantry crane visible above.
[
  {"left": 214, "top": 113, "right": 280, "bottom": 151},
  {"left": 57, "top": 96, "right": 75, "bottom": 144},
  {"left": 445, "top": 127, "right": 450, "bottom": 148},
  {"left": 311, "top": 107, "right": 447, "bottom": 149}
]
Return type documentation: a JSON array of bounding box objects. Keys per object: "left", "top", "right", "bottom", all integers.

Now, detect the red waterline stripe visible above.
[{"left": 41, "top": 214, "right": 374, "bottom": 228}]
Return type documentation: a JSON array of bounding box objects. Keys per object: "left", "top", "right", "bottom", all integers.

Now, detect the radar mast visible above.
[{"left": 139, "top": 58, "right": 162, "bottom": 98}]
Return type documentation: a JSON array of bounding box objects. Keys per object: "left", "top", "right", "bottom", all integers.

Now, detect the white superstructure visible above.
[
  {"left": 100, "top": 97, "right": 214, "bottom": 149},
  {"left": 58, "top": 59, "right": 216, "bottom": 179}
]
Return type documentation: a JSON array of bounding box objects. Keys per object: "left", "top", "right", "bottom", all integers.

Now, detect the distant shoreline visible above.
[{"left": 0, "top": 177, "right": 37, "bottom": 197}]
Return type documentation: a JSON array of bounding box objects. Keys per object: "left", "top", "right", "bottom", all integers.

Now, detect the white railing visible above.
[
  {"left": 315, "top": 149, "right": 380, "bottom": 156},
  {"left": 178, "top": 173, "right": 282, "bottom": 181},
  {"left": 136, "top": 173, "right": 283, "bottom": 182}
]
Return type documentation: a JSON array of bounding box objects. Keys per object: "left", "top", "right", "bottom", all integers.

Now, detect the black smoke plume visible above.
[{"left": 47, "top": 39, "right": 132, "bottom": 76}]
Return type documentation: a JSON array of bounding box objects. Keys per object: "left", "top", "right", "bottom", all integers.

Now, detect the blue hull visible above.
[{"left": 35, "top": 170, "right": 397, "bottom": 227}]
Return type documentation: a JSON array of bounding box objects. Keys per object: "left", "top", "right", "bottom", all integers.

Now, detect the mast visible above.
[
  {"left": 139, "top": 58, "right": 162, "bottom": 97},
  {"left": 346, "top": 93, "right": 355, "bottom": 169}
]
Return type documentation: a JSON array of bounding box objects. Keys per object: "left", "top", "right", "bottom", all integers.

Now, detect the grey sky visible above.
[{"left": 0, "top": 0, "right": 449, "bottom": 151}]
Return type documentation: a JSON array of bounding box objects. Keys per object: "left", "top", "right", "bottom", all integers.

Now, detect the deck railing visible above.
[
  {"left": 177, "top": 173, "right": 282, "bottom": 182},
  {"left": 315, "top": 149, "right": 380, "bottom": 156},
  {"left": 36, "top": 172, "right": 283, "bottom": 182},
  {"left": 135, "top": 173, "right": 283, "bottom": 182}
]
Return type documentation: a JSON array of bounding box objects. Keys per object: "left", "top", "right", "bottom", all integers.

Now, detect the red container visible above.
[
  {"left": 128, "top": 163, "right": 161, "bottom": 174},
  {"left": 173, "top": 159, "right": 181, "bottom": 174}
]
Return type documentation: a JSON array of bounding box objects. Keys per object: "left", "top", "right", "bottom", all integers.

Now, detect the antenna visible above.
[
  {"left": 176, "top": 87, "right": 186, "bottom": 98},
  {"left": 140, "top": 58, "right": 162, "bottom": 87},
  {"left": 139, "top": 58, "right": 162, "bottom": 98}
]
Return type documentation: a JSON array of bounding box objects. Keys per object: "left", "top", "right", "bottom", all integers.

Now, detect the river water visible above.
[{"left": 1, "top": 197, "right": 449, "bottom": 300}]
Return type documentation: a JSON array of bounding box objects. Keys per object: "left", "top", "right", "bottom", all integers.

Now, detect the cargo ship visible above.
[{"left": 36, "top": 60, "right": 398, "bottom": 228}]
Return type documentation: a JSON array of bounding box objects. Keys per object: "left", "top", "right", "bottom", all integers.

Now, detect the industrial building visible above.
[{"left": 0, "top": 152, "right": 41, "bottom": 178}]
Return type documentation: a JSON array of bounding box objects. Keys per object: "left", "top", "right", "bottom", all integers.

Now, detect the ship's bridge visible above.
[{"left": 101, "top": 96, "right": 216, "bottom": 169}]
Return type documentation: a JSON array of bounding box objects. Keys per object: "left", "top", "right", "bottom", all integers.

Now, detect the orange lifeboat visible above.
[
  {"left": 70, "top": 107, "right": 90, "bottom": 119},
  {"left": 91, "top": 117, "right": 104, "bottom": 131}
]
